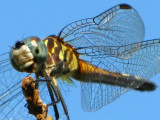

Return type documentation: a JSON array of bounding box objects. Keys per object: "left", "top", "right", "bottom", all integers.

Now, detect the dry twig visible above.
[{"left": 21, "top": 76, "right": 53, "bottom": 120}]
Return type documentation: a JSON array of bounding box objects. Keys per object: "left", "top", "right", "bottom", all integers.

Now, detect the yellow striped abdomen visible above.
[{"left": 72, "top": 59, "right": 155, "bottom": 91}]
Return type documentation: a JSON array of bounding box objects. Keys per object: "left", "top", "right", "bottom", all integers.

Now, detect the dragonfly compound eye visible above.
[
  {"left": 10, "top": 36, "right": 48, "bottom": 73},
  {"left": 23, "top": 36, "right": 48, "bottom": 63}
]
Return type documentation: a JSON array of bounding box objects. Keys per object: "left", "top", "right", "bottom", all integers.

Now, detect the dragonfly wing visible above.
[
  {"left": 0, "top": 52, "right": 71, "bottom": 119},
  {"left": 59, "top": 4, "right": 144, "bottom": 59},
  {"left": 58, "top": 4, "right": 147, "bottom": 111},
  {"left": 0, "top": 82, "right": 35, "bottom": 120},
  {"left": 0, "top": 52, "right": 74, "bottom": 119},
  {"left": 0, "top": 53, "right": 35, "bottom": 119},
  {"left": 80, "top": 39, "right": 160, "bottom": 111},
  {"left": 122, "top": 39, "right": 160, "bottom": 78}
]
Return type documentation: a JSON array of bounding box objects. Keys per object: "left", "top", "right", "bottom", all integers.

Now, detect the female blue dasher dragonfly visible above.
[{"left": 0, "top": 3, "right": 160, "bottom": 120}]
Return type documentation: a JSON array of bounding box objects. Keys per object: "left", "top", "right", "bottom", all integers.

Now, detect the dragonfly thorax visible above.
[{"left": 43, "top": 36, "right": 79, "bottom": 78}]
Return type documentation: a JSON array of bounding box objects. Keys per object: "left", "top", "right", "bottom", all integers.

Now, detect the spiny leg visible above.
[
  {"left": 51, "top": 77, "right": 70, "bottom": 120},
  {"left": 35, "top": 74, "right": 60, "bottom": 120},
  {"left": 47, "top": 82, "right": 60, "bottom": 120},
  {"left": 35, "top": 74, "right": 40, "bottom": 89}
]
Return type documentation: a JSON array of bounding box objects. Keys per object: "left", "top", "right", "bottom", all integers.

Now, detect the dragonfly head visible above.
[{"left": 10, "top": 36, "right": 48, "bottom": 73}]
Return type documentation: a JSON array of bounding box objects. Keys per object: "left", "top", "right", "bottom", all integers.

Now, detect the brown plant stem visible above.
[{"left": 21, "top": 76, "right": 53, "bottom": 120}]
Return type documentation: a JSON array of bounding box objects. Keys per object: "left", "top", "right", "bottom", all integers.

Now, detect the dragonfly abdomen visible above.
[{"left": 73, "top": 60, "right": 156, "bottom": 91}]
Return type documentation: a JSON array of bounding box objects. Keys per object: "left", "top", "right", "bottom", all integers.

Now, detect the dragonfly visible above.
[{"left": 0, "top": 3, "right": 160, "bottom": 120}]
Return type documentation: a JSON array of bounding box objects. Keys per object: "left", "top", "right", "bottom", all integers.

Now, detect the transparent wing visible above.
[
  {"left": 80, "top": 39, "right": 160, "bottom": 111},
  {"left": 0, "top": 53, "right": 68, "bottom": 120},
  {"left": 59, "top": 4, "right": 144, "bottom": 59},
  {"left": 59, "top": 4, "right": 145, "bottom": 111},
  {"left": 0, "top": 53, "right": 34, "bottom": 119}
]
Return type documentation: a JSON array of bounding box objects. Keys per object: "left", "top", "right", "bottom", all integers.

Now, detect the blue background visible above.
[{"left": 0, "top": 0, "right": 160, "bottom": 120}]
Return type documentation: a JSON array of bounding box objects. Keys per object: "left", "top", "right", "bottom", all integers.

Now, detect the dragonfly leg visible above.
[
  {"left": 35, "top": 75, "right": 60, "bottom": 120},
  {"left": 42, "top": 70, "right": 70, "bottom": 120},
  {"left": 47, "top": 82, "right": 60, "bottom": 120},
  {"left": 47, "top": 77, "right": 70, "bottom": 120},
  {"left": 51, "top": 77, "right": 70, "bottom": 120},
  {"left": 35, "top": 73, "right": 40, "bottom": 89},
  {"left": 56, "top": 85, "right": 70, "bottom": 120},
  {"left": 34, "top": 79, "right": 61, "bottom": 104}
]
